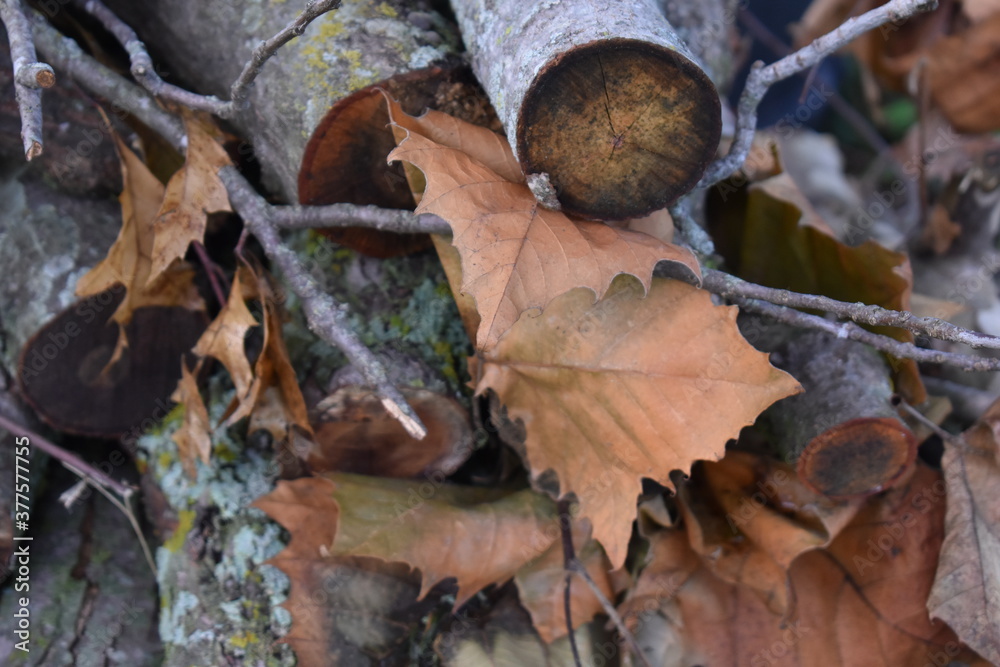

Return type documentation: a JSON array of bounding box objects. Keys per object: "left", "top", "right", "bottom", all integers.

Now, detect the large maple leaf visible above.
[
  {"left": 385, "top": 96, "right": 700, "bottom": 351},
  {"left": 476, "top": 276, "right": 800, "bottom": 568}
]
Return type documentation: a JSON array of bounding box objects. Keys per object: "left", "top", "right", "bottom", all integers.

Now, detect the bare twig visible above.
[
  {"left": 74, "top": 0, "right": 340, "bottom": 119},
  {"left": 271, "top": 203, "right": 450, "bottom": 235},
  {"left": 0, "top": 0, "right": 54, "bottom": 159},
  {"left": 220, "top": 166, "right": 428, "bottom": 439},
  {"left": 729, "top": 295, "right": 1000, "bottom": 372},
  {"left": 701, "top": 0, "right": 938, "bottom": 187},
  {"left": 0, "top": 413, "right": 134, "bottom": 497},
  {"left": 30, "top": 13, "right": 187, "bottom": 150},
  {"left": 568, "top": 558, "right": 653, "bottom": 667},
  {"left": 558, "top": 499, "right": 583, "bottom": 667},
  {"left": 699, "top": 268, "right": 1000, "bottom": 351}
]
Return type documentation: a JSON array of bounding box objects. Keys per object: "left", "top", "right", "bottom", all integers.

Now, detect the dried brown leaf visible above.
[
  {"left": 191, "top": 269, "right": 258, "bottom": 403},
  {"left": 625, "top": 464, "right": 986, "bottom": 666},
  {"left": 385, "top": 97, "right": 700, "bottom": 351},
  {"left": 254, "top": 478, "right": 432, "bottom": 667},
  {"left": 323, "top": 473, "right": 560, "bottom": 607},
  {"left": 476, "top": 276, "right": 800, "bottom": 568},
  {"left": 677, "top": 451, "right": 863, "bottom": 615},
  {"left": 75, "top": 135, "right": 204, "bottom": 331},
  {"left": 928, "top": 399, "right": 1000, "bottom": 663},
  {"left": 170, "top": 361, "right": 211, "bottom": 474},
  {"left": 149, "top": 115, "right": 233, "bottom": 282}
]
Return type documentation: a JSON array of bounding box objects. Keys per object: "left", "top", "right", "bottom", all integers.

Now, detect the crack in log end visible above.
[{"left": 517, "top": 39, "right": 721, "bottom": 221}]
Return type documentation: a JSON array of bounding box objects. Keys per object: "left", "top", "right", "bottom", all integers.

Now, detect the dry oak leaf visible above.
[
  {"left": 76, "top": 134, "right": 205, "bottom": 340},
  {"left": 148, "top": 114, "right": 233, "bottom": 282},
  {"left": 928, "top": 398, "right": 1000, "bottom": 663},
  {"left": 319, "top": 472, "right": 561, "bottom": 608},
  {"left": 623, "top": 464, "right": 988, "bottom": 666},
  {"left": 171, "top": 361, "right": 212, "bottom": 473},
  {"left": 475, "top": 276, "right": 801, "bottom": 569},
  {"left": 677, "top": 451, "right": 863, "bottom": 615},
  {"left": 385, "top": 96, "right": 700, "bottom": 351},
  {"left": 254, "top": 477, "right": 433, "bottom": 667}
]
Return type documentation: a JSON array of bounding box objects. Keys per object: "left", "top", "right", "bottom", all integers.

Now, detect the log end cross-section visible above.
[{"left": 518, "top": 39, "right": 721, "bottom": 221}]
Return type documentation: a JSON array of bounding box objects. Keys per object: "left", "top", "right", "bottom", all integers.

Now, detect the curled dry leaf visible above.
[
  {"left": 676, "top": 451, "right": 863, "bottom": 615},
  {"left": 171, "top": 361, "right": 212, "bottom": 474},
  {"left": 384, "top": 95, "right": 700, "bottom": 351},
  {"left": 624, "top": 464, "right": 986, "bottom": 666},
  {"left": 148, "top": 114, "right": 233, "bottom": 282},
  {"left": 928, "top": 399, "right": 1000, "bottom": 663},
  {"left": 475, "top": 276, "right": 800, "bottom": 568},
  {"left": 75, "top": 134, "right": 205, "bottom": 355}
]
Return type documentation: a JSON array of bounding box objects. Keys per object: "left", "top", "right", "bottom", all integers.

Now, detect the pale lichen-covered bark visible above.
[{"left": 101, "top": 0, "right": 460, "bottom": 202}]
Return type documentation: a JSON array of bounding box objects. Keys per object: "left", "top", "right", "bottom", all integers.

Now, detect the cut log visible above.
[
  {"left": 450, "top": 0, "right": 723, "bottom": 220},
  {"left": 763, "top": 329, "right": 917, "bottom": 499}
]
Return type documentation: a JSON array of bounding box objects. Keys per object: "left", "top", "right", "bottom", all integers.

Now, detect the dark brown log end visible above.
[
  {"left": 17, "top": 291, "right": 207, "bottom": 438},
  {"left": 518, "top": 38, "right": 721, "bottom": 221},
  {"left": 299, "top": 66, "right": 499, "bottom": 258},
  {"left": 796, "top": 417, "right": 918, "bottom": 500}
]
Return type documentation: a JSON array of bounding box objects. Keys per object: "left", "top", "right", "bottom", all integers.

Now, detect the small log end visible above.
[{"left": 517, "top": 39, "right": 721, "bottom": 220}]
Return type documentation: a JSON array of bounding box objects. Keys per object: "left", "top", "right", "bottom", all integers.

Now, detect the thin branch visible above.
[
  {"left": 0, "top": 413, "right": 134, "bottom": 497},
  {"left": 30, "top": 13, "right": 187, "bottom": 150},
  {"left": 700, "top": 0, "right": 938, "bottom": 187},
  {"left": 1, "top": 0, "right": 53, "bottom": 159},
  {"left": 74, "top": 0, "right": 340, "bottom": 119},
  {"left": 220, "top": 166, "right": 428, "bottom": 440},
  {"left": 227, "top": 0, "right": 341, "bottom": 113},
  {"left": 558, "top": 499, "right": 582, "bottom": 667},
  {"left": 700, "top": 268, "right": 1000, "bottom": 351},
  {"left": 568, "top": 558, "right": 653, "bottom": 667},
  {"left": 729, "top": 294, "right": 1000, "bottom": 372},
  {"left": 271, "top": 203, "right": 450, "bottom": 235}
]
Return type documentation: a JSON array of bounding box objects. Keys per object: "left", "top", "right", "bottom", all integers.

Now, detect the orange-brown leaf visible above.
[
  {"left": 476, "top": 277, "right": 800, "bottom": 568},
  {"left": 386, "top": 98, "right": 700, "bottom": 350},
  {"left": 928, "top": 399, "right": 1000, "bottom": 663},
  {"left": 324, "top": 473, "right": 560, "bottom": 607},
  {"left": 624, "top": 465, "right": 986, "bottom": 666},
  {"left": 149, "top": 115, "right": 233, "bottom": 282},
  {"left": 192, "top": 270, "right": 258, "bottom": 404}
]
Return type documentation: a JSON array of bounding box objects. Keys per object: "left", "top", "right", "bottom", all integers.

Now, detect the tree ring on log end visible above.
[{"left": 518, "top": 38, "right": 721, "bottom": 221}]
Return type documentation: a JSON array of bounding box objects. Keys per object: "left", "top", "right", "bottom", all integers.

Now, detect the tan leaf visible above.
[
  {"left": 385, "top": 97, "right": 700, "bottom": 351},
  {"left": 191, "top": 269, "right": 258, "bottom": 404},
  {"left": 928, "top": 399, "right": 1000, "bottom": 663},
  {"left": 170, "top": 361, "right": 212, "bottom": 474},
  {"left": 75, "top": 135, "right": 204, "bottom": 340},
  {"left": 624, "top": 464, "right": 987, "bottom": 666},
  {"left": 323, "top": 472, "right": 560, "bottom": 607},
  {"left": 476, "top": 276, "right": 800, "bottom": 568},
  {"left": 513, "top": 520, "right": 621, "bottom": 643},
  {"left": 148, "top": 115, "right": 233, "bottom": 282}
]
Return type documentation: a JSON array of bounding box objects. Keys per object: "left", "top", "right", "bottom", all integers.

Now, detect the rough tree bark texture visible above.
[
  {"left": 101, "top": 0, "right": 460, "bottom": 202},
  {"left": 450, "top": 0, "right": 723, "bottom": 219}
]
